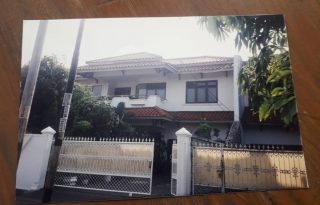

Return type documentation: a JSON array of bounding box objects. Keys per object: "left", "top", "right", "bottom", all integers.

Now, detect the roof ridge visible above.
[
  {"left": 165, "top": 55, "right": 233, "bottom": 61},
  {"left": 86, "top": 52, "right": 162, "bottom": 64}
]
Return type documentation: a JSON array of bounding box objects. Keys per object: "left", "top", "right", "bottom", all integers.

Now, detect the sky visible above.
[{"left": 21, "top": 17, "right": 252, "bottom": 69}]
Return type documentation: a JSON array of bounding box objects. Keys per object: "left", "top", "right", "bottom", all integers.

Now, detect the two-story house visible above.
[{"left": 76, "top": 52, "right": 243, "bottom": 143}]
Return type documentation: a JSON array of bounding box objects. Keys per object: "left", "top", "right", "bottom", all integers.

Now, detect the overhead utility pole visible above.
[
  {"left": 17, "top": 20, "right": 48, "bottom": 164},
  {"left": 42, "top": 19, "right": 85, "bottom": 203}
]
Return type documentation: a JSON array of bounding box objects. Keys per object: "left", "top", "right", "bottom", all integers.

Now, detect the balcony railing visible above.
[
  {"left": 105, "top": 95, "right": 167, "bottom": 109},
  {"left": 103, "top": 94, "right": 232, "bottom": 112}
]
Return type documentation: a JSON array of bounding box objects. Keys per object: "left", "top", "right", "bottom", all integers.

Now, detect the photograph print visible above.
[{"left": 16, "top": 15, "right": 308, "bottom": 204}]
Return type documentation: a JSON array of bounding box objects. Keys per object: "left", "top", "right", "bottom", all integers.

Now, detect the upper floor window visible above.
[
  {"left": 186, "top": 80, "right": 218, "bottom": 103},
  {"left": 92, "top": 85, "right": 102, "bottom": 97},
  {"left": 114, "top": 87, "right": 131, "bottom": 96},
  {"left": 136, "top": 83, "right": 166, "bottom": 99}
]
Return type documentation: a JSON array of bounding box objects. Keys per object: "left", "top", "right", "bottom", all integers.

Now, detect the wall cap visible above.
[
  {"left": 175, "top": 127, "right": 192, "bottom": 137},
  {"left": 41, "top": 126, "right": 56, "bottom": 135}
]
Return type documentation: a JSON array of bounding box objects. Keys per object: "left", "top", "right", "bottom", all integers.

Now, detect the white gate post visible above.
[
  {"left": 38, "top": 127, "right": 56, "bottom": 189},
  {"left": 16, "top": 126, "right": 56, "bottom": 190},
  {"left": 175, "top": 127, "right": 192, "bottom": 196}
]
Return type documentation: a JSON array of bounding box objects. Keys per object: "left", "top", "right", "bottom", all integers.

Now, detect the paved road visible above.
[{"left": 16, "top": 175, "right": 171, "bottom": 205}]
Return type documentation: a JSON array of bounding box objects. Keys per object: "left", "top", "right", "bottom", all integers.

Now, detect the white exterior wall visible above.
[
  {"left": 16, "top": 128, "right": 55, "bottom": 190},
  {"left": 165, "top": 72, "right": 234, "bottom": 111},
  {"left": 98, "top": 71, "right": 234, "bottom": 112}
]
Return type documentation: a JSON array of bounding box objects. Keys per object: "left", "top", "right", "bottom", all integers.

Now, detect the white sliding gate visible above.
[
  {"left": 54, "top": 137, "right": 155, "bottom": 195},
  {"left": 192, "top": 144, "right": 308, "bottom": 194},
  {"left": 171, "top": 127, "right": 308, "bottom": 196}
]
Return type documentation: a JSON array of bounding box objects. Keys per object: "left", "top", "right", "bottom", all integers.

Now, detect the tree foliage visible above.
[
  {"left": 195, "top": 122, "right": 220, "bottom": 139},
  {"left": 66, "top": 84, "right": 117, "bottom": 137},
  {"left": 196, "top": 122, "right": 213, "bottom": 138},
  {"left": 198, "top": 15, "right": 287, "bottom": 55},
  {"left": 21, "top": 56, "right": 68, "bottom": 133},
  {"left": 199, "top": 15, "right": 297, "bottom": 125},
  {"left": 21, "top": 56, "right": 135, "bottom": 136},
  {"left": 66, "top": 86, "right": 135, "bottom": 138},
  {"left": 240, "top": 51, "right": 297, "bottom": 125}
]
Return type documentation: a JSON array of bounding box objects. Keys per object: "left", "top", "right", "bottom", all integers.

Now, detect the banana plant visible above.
[{"left": 199, "top": 15, "right": 297, "bottom": 126}]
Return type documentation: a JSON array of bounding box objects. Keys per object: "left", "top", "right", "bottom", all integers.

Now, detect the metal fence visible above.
[
  {"left": 54, "top": 137, "right": 155, "bottom": 195},
  {"left": 192, "top": 143, "right": 308, "bottom": 194}
]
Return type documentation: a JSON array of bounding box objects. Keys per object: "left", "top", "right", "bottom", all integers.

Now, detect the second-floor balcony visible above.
[
  {"left": 105, "top": 94, "right": 234, "bottom": 112},
  {"left": 106, "top": 95, "right": 169, "bottom": 110}
]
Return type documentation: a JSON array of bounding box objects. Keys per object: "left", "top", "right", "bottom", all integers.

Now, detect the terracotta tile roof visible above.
[
  {"left": 171, "top": 111, "right": 234, "bottom": 122},
  {"left": 125, "top": 107, "right": 174, "bottom": 120},
  {"left": 125, "top": 106, "right": 234, "bottom": 122}
]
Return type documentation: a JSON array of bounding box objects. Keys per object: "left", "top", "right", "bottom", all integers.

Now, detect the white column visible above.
[
  {"left": 233, "top": 55, "right": 242, "bottom": 121},
  {"left": 175, "top": 127, "right": 192, "bottom": 196},
  {"left": 100, "top": 80, "right": 109, "bottom": 97}
]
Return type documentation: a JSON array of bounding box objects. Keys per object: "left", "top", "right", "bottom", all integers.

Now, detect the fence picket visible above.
[{"left": 192, "top": 145, "right": 308, "bottom": 194}]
